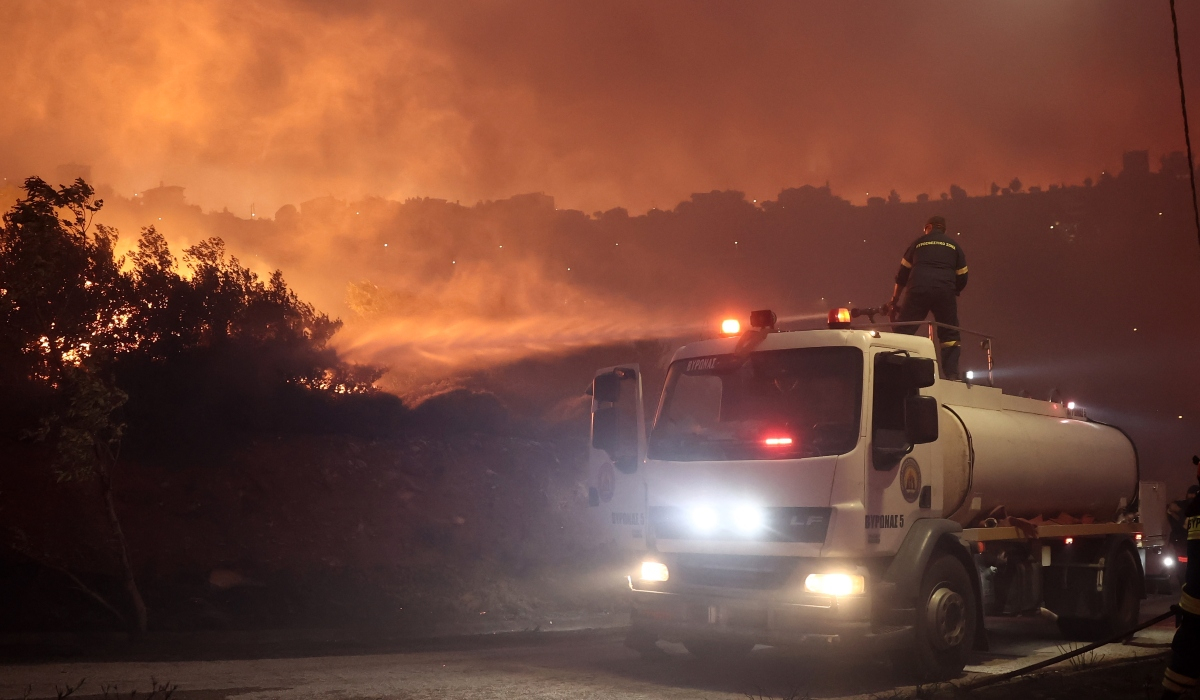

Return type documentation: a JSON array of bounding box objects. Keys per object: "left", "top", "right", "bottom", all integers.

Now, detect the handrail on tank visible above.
[{"left": 857, "top": 320, "right": 995, "bottom": 386}]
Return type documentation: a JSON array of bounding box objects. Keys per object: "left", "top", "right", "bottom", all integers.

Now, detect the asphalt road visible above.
[{"left": 0, "top": 596, "right": 1177, "bottom": 700}]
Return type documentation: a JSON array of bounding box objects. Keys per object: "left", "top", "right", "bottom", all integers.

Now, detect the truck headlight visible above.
[
  {"left": 732, "top": 505, "right": 766, "bottom": 535},
  {"left": 804, "top": 573, "right": 864, "bottom": 596},
  {"left": 640, "top": 561, "right": 670, "bottom": 582},
  {"left": 689, "top": 506, "right": 720, "bottom": 534}
]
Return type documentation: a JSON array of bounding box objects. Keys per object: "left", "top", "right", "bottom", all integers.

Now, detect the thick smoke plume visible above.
[{"left": 1, "top": 1, "right": 1197, "bottom": 215}]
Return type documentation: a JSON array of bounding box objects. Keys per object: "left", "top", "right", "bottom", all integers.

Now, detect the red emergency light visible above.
[
  {"left": 1180, "top": 556, "right": 1189, "bottom": 564},
  {"left": 827, "top": 308, "right": 851, "bottom": 329},
  {"left": 764, "top": 437, "right": 793, "bottom": 446}
]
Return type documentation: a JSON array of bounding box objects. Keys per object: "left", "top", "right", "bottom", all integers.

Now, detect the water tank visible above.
[{"left": 940, "top": 404, "right": 1137, "bottom": 524}]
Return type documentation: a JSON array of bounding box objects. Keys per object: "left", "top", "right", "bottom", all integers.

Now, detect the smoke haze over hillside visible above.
[
  {"left": 1, "top": 1, "right": 1198, "bottom": 215},
  {"left": 58, "top": 157, "right": 1200, "bottom": 496}
]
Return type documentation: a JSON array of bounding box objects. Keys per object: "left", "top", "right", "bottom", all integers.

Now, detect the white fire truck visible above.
[{"left": 587, "top": 309, "right": 1161, "bottom": 679}]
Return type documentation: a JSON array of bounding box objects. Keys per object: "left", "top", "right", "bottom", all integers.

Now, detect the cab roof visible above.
[
  {"left": 669, "top": 328, "right": 938, "bottom": 364},
  {"left": 669, "top": 328, "right": 1085, "bottom": 421}
]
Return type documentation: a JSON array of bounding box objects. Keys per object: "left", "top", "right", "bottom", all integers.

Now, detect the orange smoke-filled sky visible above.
[{"left": 1, "top": 1, "right": 1197, "bottom": 215}]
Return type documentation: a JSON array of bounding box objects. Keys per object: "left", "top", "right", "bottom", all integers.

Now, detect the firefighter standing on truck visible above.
[
  {"left": 889, "top": 215, "right": 968, "bottom": 380},
  {"left": 1162, "top": 454, "right": 1200, "bottom": 699}
]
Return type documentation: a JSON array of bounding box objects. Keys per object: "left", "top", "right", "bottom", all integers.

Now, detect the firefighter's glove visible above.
[{"left": 885, "top": 301, "right": 900, "bottom": 323}]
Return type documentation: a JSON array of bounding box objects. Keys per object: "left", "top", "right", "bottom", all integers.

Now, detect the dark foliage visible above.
[
  {"left": 0, "top": 177, "right": 400, "bottom": 464},
  {"left": 410, "top": 388, "right": 510, "bottom": 435}
]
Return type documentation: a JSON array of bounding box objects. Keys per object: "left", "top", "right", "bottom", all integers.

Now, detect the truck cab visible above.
[{"left": 588, "top": 310, "right": 1144, "bottom": 679}]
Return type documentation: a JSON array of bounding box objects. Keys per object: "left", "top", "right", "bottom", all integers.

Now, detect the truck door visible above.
[
  {"left": 865, "top": 349, "right": 939, "bottom": 552},
  {"left": 588, "top": 364, "right": 648, "bottom": 549}
]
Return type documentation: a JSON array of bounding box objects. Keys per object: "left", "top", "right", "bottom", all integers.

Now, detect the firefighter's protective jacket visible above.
[
  {"left": 1163, "top": 490, "right": 1200, "bottom": 695},
  {"left": 895, "top": 230, "right": 968, "bottom": 294},
  {"left": 1182, "top": 498, "right": 1200, "bottom": 615}
]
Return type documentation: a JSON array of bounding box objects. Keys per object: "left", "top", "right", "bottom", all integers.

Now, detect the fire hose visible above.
[
  {"left": 960, "top": 608, "right": 1176, "bottom": 691},
  {"left": 850, "top": 304, "right": 897, "bottom": 325}
]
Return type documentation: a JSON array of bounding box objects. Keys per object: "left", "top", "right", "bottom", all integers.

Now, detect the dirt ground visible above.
[
  {"left": 0, "top": 623, "right": 1177, "bottom": 700},
  {"left": 961, "top": 656, "right": 1171, "bottom": 700}
]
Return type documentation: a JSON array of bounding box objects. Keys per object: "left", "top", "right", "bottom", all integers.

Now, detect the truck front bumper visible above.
[{"left": 629, "top": 581, "right": 913, "bottom": 651}]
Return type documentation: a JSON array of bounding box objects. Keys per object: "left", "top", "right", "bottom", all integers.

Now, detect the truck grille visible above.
[
  {"left": 650, "top": 506, "right": 831, "bottom": 543},
  {"left": 674, "top": 554, "right": 798, "bottom": 590}
]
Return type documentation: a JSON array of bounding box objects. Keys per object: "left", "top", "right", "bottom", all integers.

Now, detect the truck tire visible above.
[
  {"left": 1056, "top": 548, "right": 1141, "bottom": 641},
  {"left": 894, "top": 553, "right": 977, "bottom": 681},
  {"left": 683, "top": 639, "right": 753, "bottom": 662},
  {"left": 1101, "top": 548, "right": 1142, "bottom": 638}
]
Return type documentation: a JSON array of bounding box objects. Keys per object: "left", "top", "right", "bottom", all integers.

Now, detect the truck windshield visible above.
[{"left": 649, "top": 346, "right": 863, "bottom": 461}]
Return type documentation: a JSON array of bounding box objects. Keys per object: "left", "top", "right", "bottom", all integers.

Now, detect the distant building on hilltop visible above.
[
  {"left": 1161, "top": 151, "right": 1190, "bottom": 179},
  {"left": 505, "top": 192, "right": 556, "bottom": 210},
  {"left": 138, "top": 182, "right": 187, "bottom": 208},
  {"left": 1120, "top": 151, "right": 1150, "bottom": 179}
]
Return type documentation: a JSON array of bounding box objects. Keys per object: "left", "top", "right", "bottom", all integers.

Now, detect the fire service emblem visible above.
[{"left": 900, "top": 458, "right": 922, "bottom": 503}]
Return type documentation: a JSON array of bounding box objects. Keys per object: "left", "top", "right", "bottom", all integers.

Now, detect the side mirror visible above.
[
  {"left": 905, "top": 395, "right": 939, "bottom": 444},
  {"left": 592, "top": 406, "right": 617, "bottom": 454},
  {"left": 904, "top": 358, "right": 936, "bottom": 388},
  {"left": 593, "top": 372, "right": 621, "bottom": 403}
]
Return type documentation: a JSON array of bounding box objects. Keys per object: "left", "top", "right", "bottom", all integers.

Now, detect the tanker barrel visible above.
[{"left": 940, "top": 404, "right": 1137, "bottom": 524}]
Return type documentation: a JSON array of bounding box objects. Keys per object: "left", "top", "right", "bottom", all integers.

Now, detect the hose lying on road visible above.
[{"left": 960, "top": 609, "right": 1176, "bottom": 691}]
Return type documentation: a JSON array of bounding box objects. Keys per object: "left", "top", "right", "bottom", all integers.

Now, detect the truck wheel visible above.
[
  {"left": 1101, "top": 549, "right": 1141, "bottom": 638},
  {"left": 1056, "top": 548, "right": 1141, "bottom": 641},
  {"left": 896, "top": 553, "right": 977, "bottom": 681},
  {"left": 683, "top": 639, "right": 753, "bottom": 661}
]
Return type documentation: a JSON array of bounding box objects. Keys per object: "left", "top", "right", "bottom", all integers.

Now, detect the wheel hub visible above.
[{"left": 926, "top": 586, "right": 966, "bottom": 650}]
